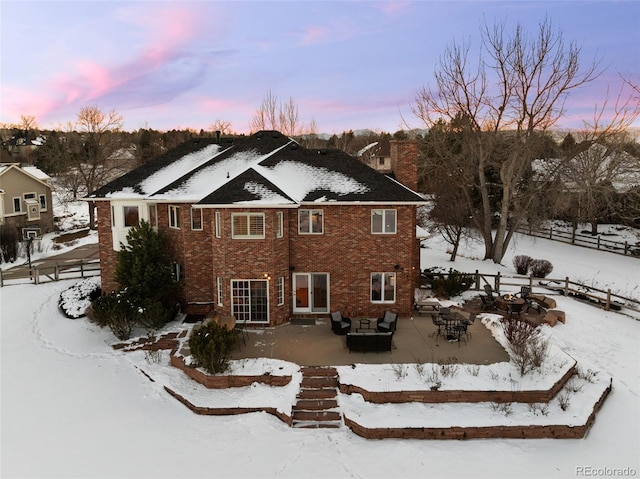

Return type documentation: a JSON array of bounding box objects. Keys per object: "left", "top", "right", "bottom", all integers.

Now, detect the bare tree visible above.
[
  {"left": 413, "top": 18, "right": 600, "bottom": 263},
  {"left": 74, "top": 106, "right": 124, "bottom": 228},
  {"left": 559, "top": 84, "right": 640, "bottom": 234},
  {"left": 209, "top": 119, "right": 232, "bottom": 135},
  {"left": 250, "top": 90, "right": 304, "bottom": 136}
]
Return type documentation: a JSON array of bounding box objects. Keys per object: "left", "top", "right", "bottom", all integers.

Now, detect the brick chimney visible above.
[{"left": 389, "top": 139, "right": 419, "bottom": 191}]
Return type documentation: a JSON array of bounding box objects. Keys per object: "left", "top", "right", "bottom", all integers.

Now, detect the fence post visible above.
[
  {"left": 605, "top": 289, "right": 611, "bottom": 311},
  {"left": 80, "top": 261, "right": 85, "bottom": 278},
  {"left": 597, "top": 236, "right": 601, "bottom": 250},
  {"left": 475, "top": 270, "right": 480, "bottom": 291},
  {"left": 495, "top": 272, "right": 501, "bottom": 294},
  {"left": 564, "top": 277, "right": 569, "bottom": 297},
  {"left": 624, "top": 242, "right": 629, "bottom": 255},
  {"left": 529, "top": 274, "right": 533, "bottom": 291},
  {"left": 0, "top": 269, "right": 3, "bottom": 288},
  {"left": 55, "top": 264, "right": 59, "bottom": 281},
  {"left": 549, "top": 227, "right": 553, "bottom": 240},
  {"left": 34, "top": 268, "right": 39, "bottom": 285}
]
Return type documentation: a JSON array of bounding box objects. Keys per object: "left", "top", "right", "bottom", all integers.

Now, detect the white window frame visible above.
[
  {"left": 232, "top": 213, "right": 265, "bottom": 239},
  {"left": 276, "top": 211, "right": 283, "bottom": 238},
  {"left": 215, "top": 211, "right": 221, "bottom": 238},
  {"left": 298, "top": 209, "right": 324, "bottom": 234},
  {"left": 39, "top": 194, "right": 47, "bottom": 211},
  {"left": 217, "top": 277, "right": 223, "bottom": 306},
  {"left": 231, "top": 279, "right": 269, "bottom": 323},
  {"left": 277, "top": 276, "right": 285, "bottom": 305},
  {"left": 169, "top": 205, "right": 180, "bottom": 229},
  {"left": 111, "top": 206, "right": 116, "bottom": 227},
  {"left": 191, "top": 207, "right": 203, "bottom": 231},
  {"left": 370, "top": 272, "right": 396, "bottom": 303},
  {"left": 371, "top": 209, "right": 397, "bottom": 234},
  {"left": 148, "top": 204, "right": 158, "bottom": 228}
]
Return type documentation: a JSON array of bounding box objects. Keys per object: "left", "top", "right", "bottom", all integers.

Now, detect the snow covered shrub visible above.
[
  {"left": 557, "top": 390, "right": 572, "bottom": 411},
  {"left": 91, "top": 292, "right": 137, "bottom": 340},
  {"left": 502, "top": 317, "right": 548, "bottom": 376},
  {"left": 188, "top": 323, "right": 239, "bottom": 374},
  {"left": 530, "top": 259, "right": 553, "bottom": 278},
  {"left": 512, "top": 255, "right": 533, "bottom": 275},
  {"left": 58, "top": 277, "right": 101, "bottom": 319},
  {"left": 431, "top": 269, "right": 475, "bottom": 298}
]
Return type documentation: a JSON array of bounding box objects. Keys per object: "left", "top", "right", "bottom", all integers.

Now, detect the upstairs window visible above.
[
  {"left": 215, "top": 211, "right": 221, "bottom": 238},
  {"left": 39, "top": 194, "right": 47, "bottom": 211},
  {"left": 169, "top": 205, "right": 180, "bottom": 229},
  {"left": 276, "top": 211, "right": 283, "bottom": 238},
  {"left": 372, "top": 209, "right": 396, "bottom": 234},
  {"left": 232, "top": 213, "right": 264, "bottom": 239},
  {"left": 123, "top": 206, "right": 139, "bottom": 227},
  {"left": 298, "top": 209, "right": 323, "bottom": 234},
  {"left": 191, "top": 208, "right": 203, "bottom": 230},
  {"left": 13, "top": 197, "right": 21, "bottom": 213}
]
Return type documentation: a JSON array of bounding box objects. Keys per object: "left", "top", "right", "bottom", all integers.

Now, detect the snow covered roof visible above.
[
  {"left": 88, "top": 131, "right": 425, "bottom": 206},
  {"left": 0, "top": 163, "right": 51, "bottom": 184}
]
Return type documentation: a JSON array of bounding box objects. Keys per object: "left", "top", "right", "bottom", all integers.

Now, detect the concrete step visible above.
[
  {"left": 292, "top": 420, "right": 342, "bottom": 429},
  {"left": 300, "top": 367, "right": 338, "bottom": 377}
]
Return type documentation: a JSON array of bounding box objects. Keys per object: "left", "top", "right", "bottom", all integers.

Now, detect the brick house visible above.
[
  {"left": 88, "top": 131, "right": 426, "bottom": 327},
  {"left": 0, "top": 163, "right": 54, "bottom": 238}
]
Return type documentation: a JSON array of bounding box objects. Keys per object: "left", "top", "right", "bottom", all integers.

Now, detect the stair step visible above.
[
  {"left": 301, "top": 376, "right": 338, "bottom": 388},
  {"left": 297, "top": 388, "right": 337, "bottom": 400},
  {"left": 300, "top": 367, "right": 338, "bottom": 377},
  {"left": 292, "top": 410, "right": 342, "bottom": 422},
  {"left": 293, "top": 399, "right": 338, "bottom": 411},
  {"left": 293, "top": 421, "right": 342, "bottom": 429}
]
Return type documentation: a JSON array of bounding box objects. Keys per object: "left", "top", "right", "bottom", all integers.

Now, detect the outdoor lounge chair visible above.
[
  {"left": 480, "top": 294, "right": 496, "bottom": 311},
  {"left": 376, "top": 311, "right": 398, "bottom": 333},
  {"left": 330, "top": 311, "right": 351, "bottom": 335}
]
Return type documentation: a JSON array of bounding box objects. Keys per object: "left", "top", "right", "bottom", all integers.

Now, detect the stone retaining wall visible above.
[
  {"left": 169, "top": 352, "right": 292, "bottom": 388},
  {"left": 343, "top": 379, "right": 612, "bottom": 440},
  {"left": 164, "top": 387, "right": 292, "bottom": 426},
  {"left": 339, "top": 362, "right": 576, "bottom": 404}
]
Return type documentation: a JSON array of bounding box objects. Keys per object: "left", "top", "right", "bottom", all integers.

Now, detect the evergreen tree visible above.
[{"left": 114, "top": 220, "right": 178, "bottom": 329}]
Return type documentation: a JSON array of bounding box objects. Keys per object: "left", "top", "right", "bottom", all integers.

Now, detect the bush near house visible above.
[
  {"left": 0, "top": 225, "right": 19, "bottom": 263},
  {"left": 188, "top": 323, "right": 240, "bottom": 374},
  {"left": 90, "top": 220, "right": 179, "bottom": 340}
]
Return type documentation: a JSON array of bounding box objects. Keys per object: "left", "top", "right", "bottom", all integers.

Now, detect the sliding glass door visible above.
[{"left": 293, "top": 273, "right": 329, "bottom": 314}]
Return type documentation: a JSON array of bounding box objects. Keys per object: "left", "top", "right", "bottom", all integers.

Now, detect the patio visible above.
[{"left": 229, "top": 307, "right": 511, "bottom": 366}]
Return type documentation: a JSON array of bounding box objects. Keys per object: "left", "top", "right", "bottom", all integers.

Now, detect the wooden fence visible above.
[
  {"left": 516, "top": 225, "right": 640, "bottom": 257},
  {"left": 422, "top": 269, "right": 640, "bottom": 317},
  {"left": 0, "top": 260, "right": 100, "bottom": 287}
]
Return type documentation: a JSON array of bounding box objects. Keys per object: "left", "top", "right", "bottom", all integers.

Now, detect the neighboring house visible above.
[
  {"left": 0, "top": 163, "right": 54, "bottom": 238},
  {"left": 357, "top": 139, "right": 392, "bottom": 174},
  {"left": 88, "top": 131, "right": 426, "bottom": 327}
]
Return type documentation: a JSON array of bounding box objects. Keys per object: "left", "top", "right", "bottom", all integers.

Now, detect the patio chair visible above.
[
  {"left": 461, "top": 313, "right": 476, "bottom": 340},
  {"left": 431, "top": 314, "right": 445, "bottom": 340},
  {"left": 484, "top": 284, "right": 496, "bottom": 300},
  {"left": 480, "top": 294, "right": 496, "bottom": 311},
  {"left": 507, "top": 302, "right": 524, "bottom": 319},
  {"left": 330, "top": 311, "right": 351, "bottom": 335},
  {"left": 376, "top": 311, "right": 398, "bottom": 333}
]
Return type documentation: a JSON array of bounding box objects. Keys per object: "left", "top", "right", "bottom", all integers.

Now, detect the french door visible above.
[
  {"left": 293, "top": 273, "right": 329, "bottom": 314},
  {"left": 231, "top": 279, "right": 269, "bottom": 323}
]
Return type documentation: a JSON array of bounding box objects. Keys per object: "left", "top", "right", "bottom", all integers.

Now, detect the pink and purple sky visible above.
[{"left": 1, "top": 1, "right": 638, "bottom": 134}]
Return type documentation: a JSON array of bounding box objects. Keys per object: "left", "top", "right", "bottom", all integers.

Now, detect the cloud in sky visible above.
[{"left": 1, "top": 1, "right": 638, "bottom": 133}]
